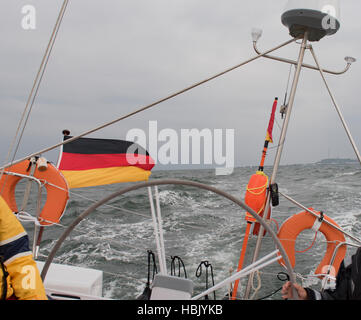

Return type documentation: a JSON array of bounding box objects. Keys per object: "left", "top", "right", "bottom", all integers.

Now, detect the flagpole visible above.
[{"left": 244, "top": 32, "right": 309, "bottom": 299}]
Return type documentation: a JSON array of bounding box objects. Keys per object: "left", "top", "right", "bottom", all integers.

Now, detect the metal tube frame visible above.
[
  {"left": 12, "top": 30, "right": 357, "bottom": 301},
  {"left": 279, "top": 191, "right": 361, "bottom": 245},
  {"left": 253, "top": 40, "right": 352, "bottom": 75},
  {"left": 244, "top": 31, "right": 310, "bottom": 300},
  {"left": 191, "top": 250, "right": 281, "bottom": 300},
  {"left": 244, "top": 30, "right": 360, "bottom": 299},
  {"left": 321, "top": 241, "right": 360, "bottom": 291},
  {"left": 277, "top": 191, "right": 361, "bottom": 292},
  {"left": 2, "top": 171, "right": 44, "bottom": 257}
]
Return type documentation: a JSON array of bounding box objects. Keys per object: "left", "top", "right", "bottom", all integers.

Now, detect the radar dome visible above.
[{"left": 282, "top": 0, "right": 340, "bottom": 41}]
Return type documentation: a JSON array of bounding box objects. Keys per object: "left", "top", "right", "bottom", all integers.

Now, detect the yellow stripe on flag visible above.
[{"left": 61, "top": 166, "right": 152, "bottom": 189}]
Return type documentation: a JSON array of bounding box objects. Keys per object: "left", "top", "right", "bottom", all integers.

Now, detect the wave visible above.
[{"left": 22, "top": 163, "right": 361, "bottom": 299}]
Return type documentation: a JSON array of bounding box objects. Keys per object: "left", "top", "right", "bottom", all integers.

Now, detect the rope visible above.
[
  {"left": 245, "top": 176, "right": 268, "bottom": 216},
  {"left": 192, "top": 250, "right": 282, "bottom": 300},
  {"left": 249, "top": 270, "right": 262, "bottom": 300},
  {"left": 279, "top": 191, "right": 361, "bottom": 245},
  {"left": 196, "top": 261, "right": 216, "bottom": 300},
  {"left": 147, "top": 250, "right": 158, "bottom": 286},
  {"left": 15, "top": 211, "right": 42, "bottom": 226},
  {"left": 246, "top": 178, "right": 268, "bottom": 195},
  {"left": 278, "top": 236, "right": 343, "bottom": 246},
  {"left": 295, "top": 231, "right": 318, "bottom": 253},
  {"left": 257, "top": 272, "right": 290, "bottom": 300},
  {"left": 170, "top": 256, "right": 187, "bottom": 278}
]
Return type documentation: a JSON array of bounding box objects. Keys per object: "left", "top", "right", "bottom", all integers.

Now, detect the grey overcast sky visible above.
[{"left": 1, "top": 0, "right": 361, "bottom": 170}]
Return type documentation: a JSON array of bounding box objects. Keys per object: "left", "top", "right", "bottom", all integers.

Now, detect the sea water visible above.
[{"left": 18, "top": 163, "right": 361, "bottom": 300}]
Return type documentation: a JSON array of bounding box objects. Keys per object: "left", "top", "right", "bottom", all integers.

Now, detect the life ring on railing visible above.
[
  {"left": 0, "top": 158, "right": 69, "bottom": 226},
  {"left": 277, "top": 208, "right": 346, "bottom": 279}
]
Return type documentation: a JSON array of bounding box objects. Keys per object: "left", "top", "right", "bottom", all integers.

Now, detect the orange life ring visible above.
[
  {"left": 277, "top": 208, "right": 346, "bottom": 279},
  {"left": 0, "top": 159, "right": 69, "bottom": 226}
]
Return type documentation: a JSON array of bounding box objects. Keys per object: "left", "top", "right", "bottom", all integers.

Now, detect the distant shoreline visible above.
[
  {"left": 152, "top": 159, "right": 359, "bottom": 172},
  {"left": 315, "top": 158, "right": 358, "bottom": 165}
]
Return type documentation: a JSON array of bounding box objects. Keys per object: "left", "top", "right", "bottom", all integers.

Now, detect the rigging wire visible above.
[
  {"left": 283, "top": 63, "right": 294, "bottom": 107},
  {"left": 265, "top": 64, "right": 294, "bottom": 147},
  {"left": 1, "top": 2, "right": 358, "bottom": 299},
  {"left": 0, "top": 37, "right": 298, "bottom": 171}
]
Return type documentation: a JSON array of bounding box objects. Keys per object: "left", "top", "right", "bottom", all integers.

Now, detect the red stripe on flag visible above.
[{"left": 58, "top": 153, "right": 155, "bottom": 171}]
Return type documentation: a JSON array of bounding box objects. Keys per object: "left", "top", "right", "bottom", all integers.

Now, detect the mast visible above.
[
  {"left": 244, "top": 31, "right": 309, "bottom": 299},
  {"left": 244, "top": 0, "right": 359, "bottom": 299}
]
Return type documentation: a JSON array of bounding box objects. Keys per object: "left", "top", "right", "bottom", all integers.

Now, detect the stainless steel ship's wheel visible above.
[{"left": 41, "top": 179, "right": 298, "bottom": 300}]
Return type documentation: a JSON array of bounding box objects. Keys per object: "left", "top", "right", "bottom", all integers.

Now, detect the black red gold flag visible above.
[{"left": 58, "top": 136, "right": 154, "bottom": 188}]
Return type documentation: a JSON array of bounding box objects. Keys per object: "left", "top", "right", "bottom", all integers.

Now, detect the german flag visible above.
[{"left": 58, "top": 136, "right": 155, "bottom": 189}]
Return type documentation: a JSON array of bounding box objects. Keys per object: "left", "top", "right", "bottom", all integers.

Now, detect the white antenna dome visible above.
[{"left": 282, "top": 0, "right": 340, "bottom": 41}]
